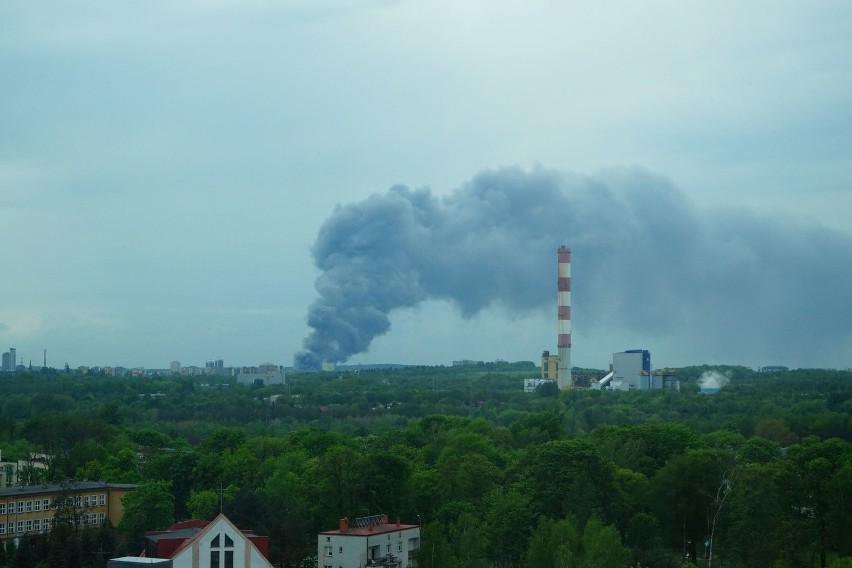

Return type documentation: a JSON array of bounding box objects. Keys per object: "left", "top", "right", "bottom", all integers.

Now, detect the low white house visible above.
[{"left": 318, "top": 514, "right": 420, "bottom": 568}]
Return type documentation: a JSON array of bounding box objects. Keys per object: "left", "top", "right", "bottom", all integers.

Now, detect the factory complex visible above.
[{"left": 526, "top": 246, "right": 680, "bottom": 394}]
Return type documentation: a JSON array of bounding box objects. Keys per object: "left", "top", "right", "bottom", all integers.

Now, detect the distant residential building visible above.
[
  {"left": 759, "top": 365, "right": 788, "bottom": 373},
  {"left": 257, "top": 363, "right": 281, "bottom": 374},
  {"left": 318, "top": 514, "right": 420, "bottom": 568},
  {"left": 109, "top": 513, "right": 272, "bottom": 568},
  {"left": 451, "top": 360, "right": 483, "bottom": 366},
  {"left": 170, "top": 361, "right": 181, "bottom": 374},
  {"left": 0, "top": 481, "right": 137, "bottom": 543},
  {"left": 236, "top": 371, "right": 285, "bottom": 386},
  {"left": 0, "top": 453, "right": 49, "bottom": 489},
  {"left": 2, "top": 348, "right": 15, "bottom": 372},
  {"left": 524, "top": 378, "right": 556, "bottom": 393}
]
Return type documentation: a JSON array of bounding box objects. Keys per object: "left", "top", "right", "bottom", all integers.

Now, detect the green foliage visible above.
[
  {"left": 524, "top": 438, "right": 617, "bottom": 524},
  {"left": 0, "top": 366, "right": 849, "bottom": 566},
  {"left": 118, "top": 481, "right": 175, "bottom": 546}
]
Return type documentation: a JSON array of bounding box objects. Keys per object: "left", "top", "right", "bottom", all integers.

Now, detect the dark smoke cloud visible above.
[{"left": 295, "top": 166, "right": 852, "bottom": 369}]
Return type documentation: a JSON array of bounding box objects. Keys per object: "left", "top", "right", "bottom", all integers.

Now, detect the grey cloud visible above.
[{"left": 295, "top": 166, "right": 852, "bottom": 369}]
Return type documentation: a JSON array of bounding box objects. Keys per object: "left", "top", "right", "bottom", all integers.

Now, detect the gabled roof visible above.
[{"left": 164, "top": 513, "right": 271, "bottom": 567}]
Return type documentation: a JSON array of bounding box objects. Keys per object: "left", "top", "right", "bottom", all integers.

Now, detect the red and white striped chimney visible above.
[{"left": 557, "top": 246, "right": 572, "bottom": 389}]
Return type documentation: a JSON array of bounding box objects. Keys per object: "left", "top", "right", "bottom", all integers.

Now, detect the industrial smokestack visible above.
[{"left": 557, "top": 246, "right": 572, "bottom": 389}]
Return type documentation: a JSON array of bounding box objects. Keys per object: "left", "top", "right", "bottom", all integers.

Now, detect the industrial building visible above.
[
  {"left": 318, "top": 514, "right": 420, "bottom": 568},
  {"left": 591, "top": 351, "right": 679, "bottom": 391}
]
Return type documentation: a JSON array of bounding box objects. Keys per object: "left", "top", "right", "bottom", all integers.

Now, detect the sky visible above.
[{"left": 1, "top": 1, "right": 851, "bottom": 371}]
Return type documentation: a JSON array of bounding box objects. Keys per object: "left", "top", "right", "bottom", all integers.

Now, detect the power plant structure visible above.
[
  {"left": 532, "top": 246, "right": 679, "bottom": 393},
  {"left": 557, "top": 246, "right": 572, "bottom": 389}
]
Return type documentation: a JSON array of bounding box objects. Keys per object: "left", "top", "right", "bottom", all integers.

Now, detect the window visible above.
[
  {"left": 211, "top": 534, "right": 220, "bottom": 548},
  {"left": 7, "top": 502, "right": 13, "bottom": 512},
  {"left": 398, "top": 543, "right": 402, "bottom": 552},
  {"left": 25, "top": 500, "right": 32, "bottom": 512},
  {"left": 34, "top": 500, "right": 41, "bottom": 512},
  {"left": 17, "top": 521, "right": 23, "bottom": 533},
  {"left": 387, "top": 544, "right": 391, "bottom": 554},
  {"left": 338, "top": 547, "right": 343, "bottom": 553},
  {"left": 33, "top": 519, "right": 40, "bottom": 531},
  {"left": 74, "top": 496, "right": 81, "bottom": 507},
  {"left": 7, "top": 523, "right": 13, "bottom": 533},
  {"left": 43, "top": 499, "right": 50, "bottom": 510},
  {"left": 17, "top": 502, "right": 23, "bottom": 513},
  {"left": 43, "top": 519, "right": 50, "bottom": 530},
  {"left": 224, "top": 534, "right": 233, "bottom": 547},
  {"left": 0, "top": 503, "right": 5, "bottom": 514},
  {"left": 210, "top": 551, "right": 220, "bottom": 568},
  {"left": 324, "top": 546, "right": 333, "bottom": 557},
  {"left": 99, "top": 513, "right": 106, "bottom": 522},
  {"left": 225, "top": 551, "right": 234, "bottom": 568},
  {"left": 98, "top": 494, "right": 106, "bottom": 506},
  {"left": 83, "top": 496, "right": 90, "bottom": 506},
  {"left": 25, "top": 520, "right": 32, "bottom": 532},
  {"left": 0, "top": 524, "right": 5, "bottom": 535}
]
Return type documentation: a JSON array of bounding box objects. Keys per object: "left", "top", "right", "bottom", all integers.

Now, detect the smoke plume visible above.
[{"left": 294, "top": 166, "right": 852, "bottom": 370}]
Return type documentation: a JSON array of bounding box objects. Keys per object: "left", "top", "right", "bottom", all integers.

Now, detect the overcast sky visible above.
[{"left": 1, "top": 1, "right": 851, "bottom": 370}]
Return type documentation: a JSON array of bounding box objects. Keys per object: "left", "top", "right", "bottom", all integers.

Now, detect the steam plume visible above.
[
  {"left": 294, "top": 166, "right": 852, "bottom": 370},
  {"left": 698, "top": 370, "right": 732, "bottom": 390}
]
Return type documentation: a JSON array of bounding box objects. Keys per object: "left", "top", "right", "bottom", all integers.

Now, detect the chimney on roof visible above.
[
  {"left": 381, "top": 514, "right": 388, "bottom": 525},
  {"left": 339, "top": 518, "right": 349, "bottom": 533}
]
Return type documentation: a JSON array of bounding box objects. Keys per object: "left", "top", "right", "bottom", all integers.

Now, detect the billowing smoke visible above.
[
  {"left": 698, "top": 370, "right": 732, "bottom": 390},
  {"left": 294, "top": 166, "right": 852, "bottom": 370}
]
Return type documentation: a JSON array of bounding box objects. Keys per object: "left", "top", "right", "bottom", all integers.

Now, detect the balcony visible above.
[{"left": 366, "top": 554, "right": 401, "bottom": 567}]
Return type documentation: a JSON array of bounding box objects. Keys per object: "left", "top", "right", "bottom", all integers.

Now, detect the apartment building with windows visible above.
[
  {"left": 318, "top": 514, "right": 420, "bottom": 568},
  {"left": 0, "top": 481, "right": 137, "bottom": 542}
]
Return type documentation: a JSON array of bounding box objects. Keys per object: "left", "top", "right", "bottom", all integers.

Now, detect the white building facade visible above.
[{"left": 318, "top": 515, "right": 420, "bottom": 568}]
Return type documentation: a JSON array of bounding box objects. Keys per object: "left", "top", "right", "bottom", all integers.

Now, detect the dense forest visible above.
[{"left": 0, "top": 363, "right": 850, "bottom": 568}]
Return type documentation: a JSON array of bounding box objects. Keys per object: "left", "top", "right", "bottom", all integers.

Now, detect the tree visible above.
[
  {"left": 523, "top": 439, "right": 617, "bottom": 524},
  {"left": 580, "top": 517, "right": 630, "bottom": 568},
  {"left": 720, "top": 462, "right": 786, "bottom": 568},
  {"left": 524, "top": 516, "right": 581, "bottom": 568},
  {"left": 705, "top": 462, "right": 739, "bottom": 568},
  {"left": 117, "top": 481, "right": 174, "bottom": 553},
  {"left": 783, "top": 437, "right": 852, "bottom": 568},
  {"left": 186, "top": 489, "right": 221, "bottom": 520}
]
